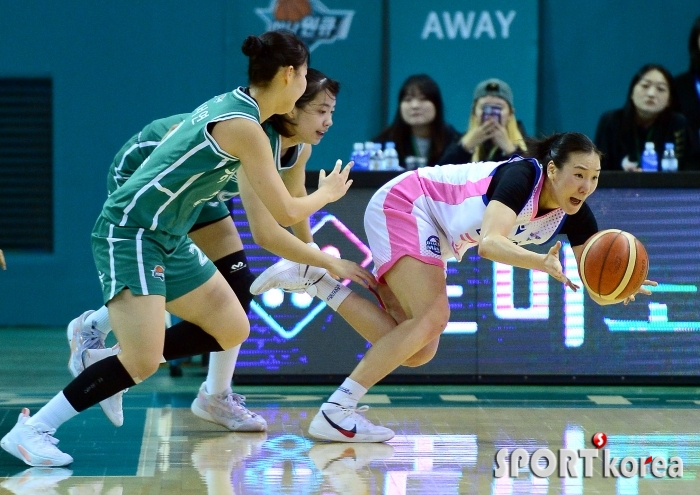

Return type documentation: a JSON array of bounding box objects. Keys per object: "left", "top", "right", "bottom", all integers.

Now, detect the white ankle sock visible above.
[
  {"left": 88, "top": 306, "right": 111, "bottom": 338},
  {"left": 313, "top": 273, "right": 352, "bottom": 311},
  {"left": 26, "top": 392, "right": 78, "bottom": 431},
  {"left": 205, "top": 345, "right": 240, "bottom": 395},
  {"left": 327, "top": 377, "right": 367, "bottom": 408}
]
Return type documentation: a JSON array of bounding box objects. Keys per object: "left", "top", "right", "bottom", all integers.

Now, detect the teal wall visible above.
[
  {"left": 538, "top": 1, "right": 697, "bottom": 137},
  {"left": 387, "top": 0, "right": 539, "bottom": 140},
  {"left": 0, "top": 0, "right": 698, "bottom": 325}
]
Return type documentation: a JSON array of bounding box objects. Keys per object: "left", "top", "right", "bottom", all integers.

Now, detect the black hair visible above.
[
  {"left": 373, "top": 74, "right": 452, "bottom": 166},
  {"left": 688, "top": 16, "right": 700, "bottom": 74},
  {"left": 267, "top": 68, "right": 340, "bottom": 138},
  {"left": 241, "top": 30, "right": 309, "bottom": 87},
  {"left": 619, "top": 63, "right": 678, "bottom": 149},
  {"left": 523, "top": 132, "right": 601, "bottom": 169}
]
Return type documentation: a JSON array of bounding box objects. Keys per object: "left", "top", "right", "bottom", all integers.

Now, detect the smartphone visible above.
[{"left": 481, "top": 104, "right": 502, "bottom": 124}]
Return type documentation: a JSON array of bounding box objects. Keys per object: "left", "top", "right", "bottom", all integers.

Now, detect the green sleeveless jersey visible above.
[
  {"left": 107, "top": 114, "right": 189, "bottom": 195},
  {"left": 213, "top": 122, "right": 303, "bottom": 203},
  {"left": 101, "top": 87, "right": 281, "bottom": 236}
]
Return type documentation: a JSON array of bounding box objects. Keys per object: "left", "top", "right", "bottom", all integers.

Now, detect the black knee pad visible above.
[{"left": 214, "top": 251, "right": 256, "bottom": 314}]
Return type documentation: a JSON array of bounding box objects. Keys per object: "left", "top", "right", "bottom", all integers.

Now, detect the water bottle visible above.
[
  {"left": 640, "top": 142, "right": 658, "bottom": 172},
  {"left": 383, "top": 141, "right": 401, "bottom": 171},
  {"left": 369, "top": 143, "right": 384, "bottom": 171},
  {"left": 350, "top": 142, "right": 369, "bottom": 170},
  {"left": 661, "top": 142, "right": 678, "bottom": 172}
]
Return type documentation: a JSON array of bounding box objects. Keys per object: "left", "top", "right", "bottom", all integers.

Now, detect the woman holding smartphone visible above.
[{"left": 438, "top": 78, "right": 527, "bottom": 165}]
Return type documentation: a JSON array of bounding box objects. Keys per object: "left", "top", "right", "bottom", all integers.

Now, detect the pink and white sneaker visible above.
[{"left": 0, "top": 408, "right": 73, "bottom": 467}]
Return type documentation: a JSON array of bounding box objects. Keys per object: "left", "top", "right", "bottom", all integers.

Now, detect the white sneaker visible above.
[
  {"left": 0, "top": 408, "right": 73, "bottom": 467},
  {"left": 67, "top": 310, "right": 105, "bottom": 377},
  {"left": 82, "top": 348, "right": 125, "bottom": 427},
  {"left": 0, "top": 466, "right": 73, "bottom": 495},
  {"left": 308, "top": 402, "right": 395, "bottom": 443},
  {"left": 191, "top": 382, "right": 267, "bottom": 432},
  {"left": 250, "top": 259, "right": 326, "bottom": 295}
]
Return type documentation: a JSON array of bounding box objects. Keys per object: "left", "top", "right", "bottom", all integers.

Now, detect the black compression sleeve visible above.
[{"left": 63, "top": 355, "right": 135, "bottom": 412}]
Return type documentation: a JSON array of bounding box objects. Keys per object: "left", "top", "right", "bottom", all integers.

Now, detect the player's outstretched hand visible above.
[
  {"left": 326, "top": 258, "right": 377, "bottom": 290},
  {"left": 543, "top": 241, "right": 579, "bottom": 291},
  {"left": 622, "top": 279, "right": 658, "bottom": 305},
  {"left": 0, "top": 249, "right": 5, "bottom": 270},
  {"left": 318, "top": 160, "right": 353, "bottom": 203}
]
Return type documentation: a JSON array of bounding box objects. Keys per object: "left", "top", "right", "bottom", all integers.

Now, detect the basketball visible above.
[
  {"left": 274, "top": 0, "right": 312, "bottom": 21},
  {"left": 579, "top": 229, "right": 649, "bottom": 301}
]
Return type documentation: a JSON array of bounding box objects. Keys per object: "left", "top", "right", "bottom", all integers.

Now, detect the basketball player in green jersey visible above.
[
  {"left": 1, "top": 30, "right": 372, "bottom": 467},
  {"left": 65, "top": 68, "right": 344, "bottom": 432}
]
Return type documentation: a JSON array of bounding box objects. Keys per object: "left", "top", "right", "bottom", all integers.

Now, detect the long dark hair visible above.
[
  {"left": 620, "top": 64, "right": 678, "bottom": 148},
  {"left": 374, "top": 74, "right": 452, "bottom": 166},
  {"left": 267, "top": 68, "right": 340, "bottom": 138},
  {"left": 689, "top": 16, "right": 700, "bottom": 75},
  {"left": 241, "top": 30, "right": 309, "bottom": 87},
  {"left": 523, "top": 132, "right": 601, "bottom": 169}
]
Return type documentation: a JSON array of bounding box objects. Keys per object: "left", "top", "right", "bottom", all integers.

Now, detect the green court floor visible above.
[{"left": 1, "top": 328, "right": 700, "bottom": 494}]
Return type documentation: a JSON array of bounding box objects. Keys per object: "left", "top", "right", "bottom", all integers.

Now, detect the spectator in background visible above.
[
  {"left": 373, "top": 74, "right": 459, "bottom": 167},
  {"left": 438, "top": 78, "right": 526, "bottom": 165},
  {"left": 595, "top": 64, "right": 688, "bottom": 171},
  {"left": 674, "top": 16, "right": 700, "bottom": 170}
]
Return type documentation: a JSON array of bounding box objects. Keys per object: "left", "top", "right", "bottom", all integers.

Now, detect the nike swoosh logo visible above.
[
  {"left": 322, "top": 411, "right": 357, "bottom": 438},
  {"left": 515, "top": 225, "right": 526, "bottom": 236}
]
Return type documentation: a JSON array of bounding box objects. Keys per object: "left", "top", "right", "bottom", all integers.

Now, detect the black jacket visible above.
[
  {"left": 674, "top": 71, "right": 700, "bottom": 169},
  {"left": 594, "top": 109, "right": 691, "bottom": 171}
]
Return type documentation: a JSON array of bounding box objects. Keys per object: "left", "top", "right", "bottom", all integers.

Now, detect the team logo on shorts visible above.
[
  {"left": 151, "top": 265, "right": 165, "bottom": 281},
  {"left": 425, "top": 235, "right": 441, "bottom": 255}
]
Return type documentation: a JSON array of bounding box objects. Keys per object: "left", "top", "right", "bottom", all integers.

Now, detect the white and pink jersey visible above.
[{"left": 364, "top": 158, "right": 567, "bottom": 280}]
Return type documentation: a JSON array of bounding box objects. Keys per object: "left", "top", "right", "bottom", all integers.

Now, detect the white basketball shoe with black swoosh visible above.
[{"left": 308, "top": 402, "right": 394, "bottom": 443}]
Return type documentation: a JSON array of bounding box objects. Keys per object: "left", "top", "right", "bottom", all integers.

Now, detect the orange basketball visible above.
[
  {"left": 274, "top": 0, "right": 312, "bottom": 21},
  {"left": 579, "top": 229, "right": 649, "bottom": 301}
]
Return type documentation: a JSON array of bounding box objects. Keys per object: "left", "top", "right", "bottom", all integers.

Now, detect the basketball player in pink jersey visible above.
[{"left": 252, "top": 132, "right": 657, "bottom": 443}]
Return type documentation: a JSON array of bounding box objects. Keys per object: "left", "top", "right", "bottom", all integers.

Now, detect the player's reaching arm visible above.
[
  {"left": 479, "top": 200, "right": 578, "bottom": 290},
  {"left": 211, "top": 118, "right": 352, "bottom": 227},
  {"left": 238, "top": 167, "right": 375, "bottom": 289},
  {"left": 0, "top": 249, "right": 5, "bottom": 270},
  {"left": 280, "top": 144, "right": 313, "bottom": 243}
]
